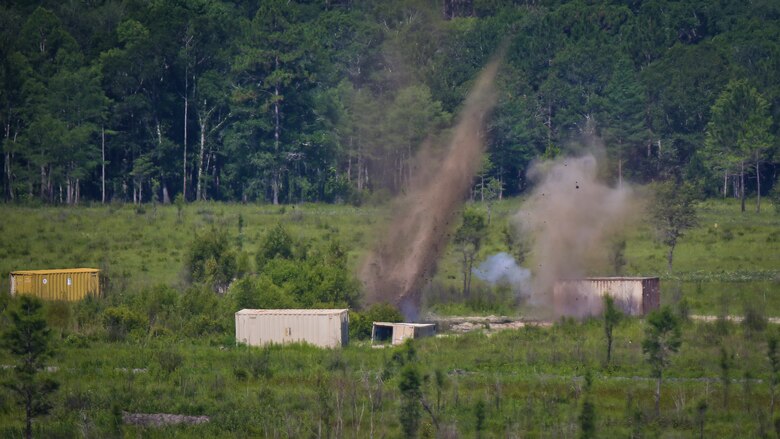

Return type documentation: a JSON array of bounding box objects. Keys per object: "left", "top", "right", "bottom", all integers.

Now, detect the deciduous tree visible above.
[{"left": 650, "top": 180, "right": 698, "bottom": 274}]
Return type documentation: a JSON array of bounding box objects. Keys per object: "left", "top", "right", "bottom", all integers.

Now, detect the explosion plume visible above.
[{"left": 359, "top": 57, "right": 502, "bottom": 320}]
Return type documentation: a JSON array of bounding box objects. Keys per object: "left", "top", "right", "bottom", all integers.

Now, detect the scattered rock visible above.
[
  {"left": 116, "top": 368, "right": 148, "bottom": 374},
  {"left": 122, "top": 412, "right": 210, "bottom": 427}
]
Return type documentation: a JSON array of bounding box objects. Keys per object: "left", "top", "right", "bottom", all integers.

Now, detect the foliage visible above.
[
  {"left": 743, "top": 302, "right": 768, "bottom": 339},
  {"left": 102, "top": 306, "right": 147, "bottom": 342},
  {"left": 642, "top": 306, "right": 682, "bottom": 416},
  {"left": 603, "top": 295, "right": 622, "bottom": 365},
  {"left": 186, "top": 226, "right": 239, "bottom": 293},
  {"left": 1, "top": 1, "right": 778, "bottom": 205},
  {"left": 349, "top": 303, "right": 404, "bottom": 341},
  {"left": 2, "top": 296, "right": 59, "bottom": 439},
  {"left": 579, "top": 370, "right": 596, "bottom": 439},
  {"left": 705, "top": 79, "right": 774, "bottom": 211},
  {"left": 398, "top": 363, "right": 422, "bottom": 438},
  {"left": 650, "top": 180, "right": 699, "bottom": 274},
  {"left": 454, "top": 207, "right": 487, "bottom": 297},
  {"left": 255, "top": 223, "right": 294, "bottom": 270}
]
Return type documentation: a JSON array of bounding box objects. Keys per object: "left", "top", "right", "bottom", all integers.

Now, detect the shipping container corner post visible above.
[{"left": 10, "top": 268, "right": 100, "bottom": 301}]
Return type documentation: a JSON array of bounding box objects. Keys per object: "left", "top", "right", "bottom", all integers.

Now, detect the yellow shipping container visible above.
[{"left": 10, "top": 268, "right": 100, "bottom": 301}]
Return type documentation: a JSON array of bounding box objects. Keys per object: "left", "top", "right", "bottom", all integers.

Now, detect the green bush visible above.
[
  {"left": 256, "top": 223, "right": 294, "bottom": 269},
  {"left": 102, "top": 306, "right": 147, "bottom": 341},
  {"left": 350, "top": 303, "right": 404, "bottom": 340},
  {"left": 186, "top": 226, "right": 239, "bottom": 293},
  {"left": 156, "top": 349, "right": 184, "bottom": 375}
]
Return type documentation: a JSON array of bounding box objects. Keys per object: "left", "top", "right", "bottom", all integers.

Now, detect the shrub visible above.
[
  {"left": 350, "top": 303, "right": 404, "bottom": 340},
  {"left": 228, "top": 275, "right": 298, "bottom": 310},
  {"left": 186, "top": 226, "right": 239, "bottom": 293},
  {"left": 256, "top": 223, "right": 294, "bottom": 269},
  {"left": 156, "top": 349, "right": 184, "bottom": 375},
  {"left": 743, "top": 302, "right": 768, "bottom": 338},
  {"left": 102, "top": 306, "right": 147, "bottom": 341}
]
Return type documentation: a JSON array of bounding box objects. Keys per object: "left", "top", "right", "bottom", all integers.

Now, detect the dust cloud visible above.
[
  {"left": 359, "top": 58, "right": 502, "bottom": 321},
  {"left": 513, "top": 154, "right": 640, "bottom": 311},
  {"left": 472, "top": 252, "right": 531, "bottom": 298}
]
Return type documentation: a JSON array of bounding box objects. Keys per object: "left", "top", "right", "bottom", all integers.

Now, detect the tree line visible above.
[{"left": 1, "top": 0, "right": 779, "bottom": 205}]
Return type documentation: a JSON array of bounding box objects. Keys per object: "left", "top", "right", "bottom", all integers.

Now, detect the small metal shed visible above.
[
  {"left": 553, "top": 277, "right": 660, "bottom": 318},
  {"left": 371, "top": 322, "right": 436, "bottom": 345},
  {"left": 10, "top": 268, "right": 100, "bottom": 301},
  {"left": 235, "top": 309, "right": 349, "bottom": 348}
]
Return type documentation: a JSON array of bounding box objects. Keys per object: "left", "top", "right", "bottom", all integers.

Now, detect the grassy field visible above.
[
  {"left": 0, "top": 198, "right": 779, "bottom": 437},
  {"left": 1, "top": 198, "right": 777, "bottom": 315},
  {"left": 0, "top": 316, "right": 776, "bottom": 437}
]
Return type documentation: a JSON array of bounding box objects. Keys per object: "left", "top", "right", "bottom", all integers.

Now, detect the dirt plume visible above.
[
  {"left": 513, "top": 154, "right": 641, "bottom": 312},
  {"left": 359, "top": 58, "right": 502, "bottom": 320}
]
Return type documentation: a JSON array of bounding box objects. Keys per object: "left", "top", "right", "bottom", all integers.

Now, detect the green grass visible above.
[
  {"left": 1, "top": 198, "right": 778, "bottom": 315},
  {"left": 0, "top": 317, "right": 775, "bottom": 437},
  {"left": 0, "top": 198, "right": 778, "bottom": 436}
]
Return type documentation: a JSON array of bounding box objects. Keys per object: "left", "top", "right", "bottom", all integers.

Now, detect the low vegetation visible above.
[{"left": 0, "top": 198, "right": 777, "bottom": 436}]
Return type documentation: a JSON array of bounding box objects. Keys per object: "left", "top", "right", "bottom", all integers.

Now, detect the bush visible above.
[
  {"left": 256, "top": 223, "right": 294, "bottom": 269},
  {"left": 743, "top": 302, "right": 767, "bottom": 338},
  {"left": 186, "top": 226, "right": 239, "bottom": 293},
  {"left": 102, "top": 306, "right": 147, "bottom": 341},
  {"left": 770, "top": 179, "right": 780, "bottom": 214},
  {"left": 156, "top": 349, "right": 184, "bottom": 375},
  {"left": 228, "top": 275, "right": 298, "bottom": 310},
  {"left": 350, "top": 303, "right": 404, "bottom": 340}
]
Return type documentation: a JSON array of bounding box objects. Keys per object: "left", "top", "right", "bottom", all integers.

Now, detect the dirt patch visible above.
[{"left": 122, "top": 412, "right": 210, "bottom": 427}]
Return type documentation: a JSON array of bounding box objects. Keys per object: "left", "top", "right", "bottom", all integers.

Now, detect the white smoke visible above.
[{"left": 472, "top": 252, "right": 531, "bottom": 297}]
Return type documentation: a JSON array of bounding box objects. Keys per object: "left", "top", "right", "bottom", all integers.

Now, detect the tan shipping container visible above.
[
  {"left": 553, "top": 277, "right": 660, "bottom": 318},
  {"left": 371, "top": 322, "right": 436, "bottom": 345},
  {"left": 235, "top": 309, "right": 349, "bottom": 348},
  {"left": 10, "top": 268, "right": 100, "bottom": 301}
]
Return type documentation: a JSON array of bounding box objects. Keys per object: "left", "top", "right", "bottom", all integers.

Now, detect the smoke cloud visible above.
[
  {"left": 472, "top": 252, "right": 531, "bottom": 297},
  {"left": 514, "top": 154, "right": 639, "bottom": 309},
  {"left": 359, "top": 57, "right": 503, "bottom": 321}
]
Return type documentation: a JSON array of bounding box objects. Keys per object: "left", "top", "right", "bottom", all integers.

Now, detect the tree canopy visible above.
[{"left": 1, "top": 0, "right": 778, "bottom": 205}]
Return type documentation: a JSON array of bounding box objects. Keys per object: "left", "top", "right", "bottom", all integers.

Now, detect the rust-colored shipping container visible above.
[{"left": 10, "top": 268, "right": 100, "bottom": 301}]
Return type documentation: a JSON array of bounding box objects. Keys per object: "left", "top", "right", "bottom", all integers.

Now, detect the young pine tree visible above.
[
  {"left": 2, "top": 296, "right": 59, "bottom": 439},
  {"left": 642, "top": 306, "right": 682, "bottom": 418},
  {"left": 603, "top": 295, "right": 622, "bottom": 365},
  {"left": 579, "top": 370, "right": 596, "bottom": 439}
]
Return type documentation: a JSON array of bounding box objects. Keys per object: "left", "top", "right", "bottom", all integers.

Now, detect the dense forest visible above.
[{"left": 1, "top": 0, "right": 779, "bottom": 205}]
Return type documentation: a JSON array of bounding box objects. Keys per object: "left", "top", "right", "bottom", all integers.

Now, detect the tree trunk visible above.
[
  {"left": 40, "top": 165, "right": 46, "bottom": 201},
  {"left": 183, "top": 72, "right": 189, "bottom": 201},
  {"left": 740, "top": 161, "right": 746, "bottom": 213},
  {"left": 756, "top": 155, "right": 761, "bottom": 213},
  {"left": 272, "top": 171, "right": 279, "bottom": 205},
  {"left": 101, "top": 126, "right": 106, "bottom": 204},
  {"left": 655, "top": 376, "right": 662, "bottom": 418},
  {"left": 25, "top": 398, "right": 32, "bottom": 439},
  {"left": 196, "top": 115, "right": 207, "bottom": 201},
  {"left": 462, "top": 252, "right": 469, "bottom": 297},
  {"left": 723, "top": 170, "right": 727, "bottom": 198},
  {"left": 162, "top": 185, "right": 170, "bottom": 204},
  {"left": 273, "top": 56, "right": 281, "bottom": 205},
  {"left": 667, "top": 243, "right": 675, "bottom": 274}
]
